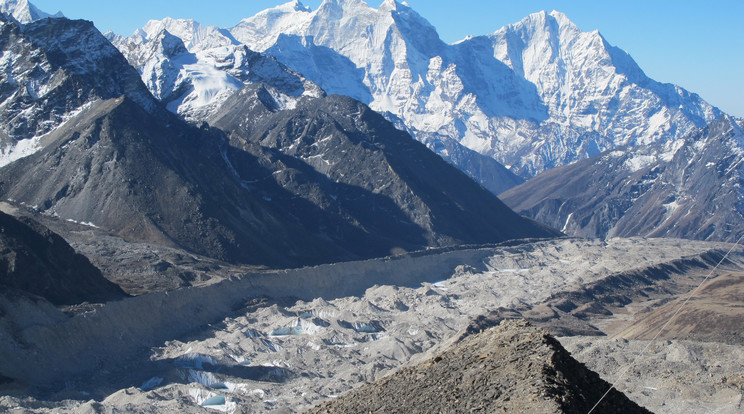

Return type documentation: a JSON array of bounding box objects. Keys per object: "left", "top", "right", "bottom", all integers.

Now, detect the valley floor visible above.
[{"left": 1, "top": 237, "right": 743, "bottom": 413}]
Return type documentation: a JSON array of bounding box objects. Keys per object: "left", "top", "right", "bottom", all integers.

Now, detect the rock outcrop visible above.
[{"left": 308, "top": 319, "right": 652, "bottom": 413}]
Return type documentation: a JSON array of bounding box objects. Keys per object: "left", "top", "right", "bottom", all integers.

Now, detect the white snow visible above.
[
  {"left": 175, "top": 353, "right": 218, "bottom": 369},
  {"left": 561, "top": 212, "right": 574, "bottom": 233},
  {"left": 226, "top": 3, "right": 720, "bottom": 178},
  {"left": 624, "top": 155, "right": 657, "bottom": 172},
  {"left": 0, "top": 0, "right": 63, "bottom": 24},
  {"left": 110, "top": 0, "right": 721, "bottom": 185},
  {"left": 0, "top": 136, "right": 42, "bottom": 168}
]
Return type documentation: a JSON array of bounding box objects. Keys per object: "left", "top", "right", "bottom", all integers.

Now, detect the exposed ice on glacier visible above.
[{"left": 175, "top": 353, "right": 218, "bottom": 370}]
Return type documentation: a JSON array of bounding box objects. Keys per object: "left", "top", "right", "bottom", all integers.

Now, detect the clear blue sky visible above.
[{"left": 32, "top": 0, "right": 743, "bottom": 117}]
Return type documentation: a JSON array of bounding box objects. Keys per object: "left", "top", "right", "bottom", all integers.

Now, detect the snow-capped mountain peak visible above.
[
  {"left": 135, "top": 18, "right": 239, "bottom": 52},
  {"left": 115, "top": 4, "right": 725, "bottom": 191},
  {"left": 0, "top": 0, "right": 62, "bottom": 24},
  {"left": 111, "top": 15, "right": 324, "bottom": 122}
]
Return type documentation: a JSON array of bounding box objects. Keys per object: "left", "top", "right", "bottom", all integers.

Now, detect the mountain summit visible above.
[
  {"left": 0, "top": 0, "right": 62, "bottom": 24},
  {"left": 117, "top": 1, "right": 722, "bottom": 193},
  {"left": 0, "top": 14, "right": 558, "bottom": 266},
  {"left": 232, "top": 2, "right": 721, "bottom": 179}
]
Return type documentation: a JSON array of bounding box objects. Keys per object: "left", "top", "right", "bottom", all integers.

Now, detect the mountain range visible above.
[
  {"left": 1, "top": 2, "right": 743, "bottom": 412},
  {"left": 0, "top": 0, "right": 740, "bottom": 251},
  {"left": 0, "top": 9, "right": 557, "bottom": 267},
  {"left": 111, "top": 1, "right": 721, "bottom": 189},
  {"left": 100, "top": 0, "right": 743, "bottom": 245},
  {"left": 502, "top": 116, "right": 744, "bottom": 242}
]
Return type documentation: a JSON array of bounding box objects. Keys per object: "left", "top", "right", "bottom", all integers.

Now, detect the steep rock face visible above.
[
  {"left": 116, "top": 2, "right": 524, "bottom": 194},
  {"left": 107, "top": 17, "right": 324, "bottom": 122},
  {"left": 0, "top": 15, "right": 156, "bottom": 166},
  {"left": 229, "top": 2, "right": 721, "bottom": 180},
  {"left": 210, "top": 86, "right": 559, "bottom": 254},
  {"left": 501, "top": 117, "right": 744, "bottom": 242},
  {"left": 0, "top": 14, "right": 358, "bottom": 267},
  {"left": 0, "top": 96, "right": 352, "bottom": 266},
  {"left": 0, "top": 211, "right": 125, "bottom": 306},
  {"left": 308, "top": 319, "right": 651, "bottom": 413}
]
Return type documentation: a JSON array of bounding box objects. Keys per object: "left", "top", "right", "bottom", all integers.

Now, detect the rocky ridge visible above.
[
  {"left": 307, "top": 319, "right": 651, "bottom": 413},
  {"left": 210, "top": 86, "right": 559, "bottom": 255},
  {"left": 106, "top": 18, "right": 324, "bottom": 122},
  {"left": 501, "top": 116, "right": 744, "bottom": 243},
  {"left": 0, "top": 14, "right": 156, "bottom": 167},
  {"left": 0, "top": 210, "right": 126, "bottom": 306}
]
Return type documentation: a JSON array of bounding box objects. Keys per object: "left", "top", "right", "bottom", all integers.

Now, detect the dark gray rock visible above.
[
  {"left": 0, "top": 211, "right": 125, "bottom": 305},
  {"left": 0, "top": 15, "right": 155, "bottom": 147},
  {"left": 211, "top": 85, "right": 560, "bottom": 258}
]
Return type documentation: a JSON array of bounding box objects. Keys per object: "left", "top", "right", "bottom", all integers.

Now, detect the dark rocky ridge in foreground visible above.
[{"left": 307, "top": 319, "right": 651, "bottom": 413}]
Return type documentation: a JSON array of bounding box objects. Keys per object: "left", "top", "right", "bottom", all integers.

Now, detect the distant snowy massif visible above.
[{"left": 109, "top": 0, "right": 721, "bottom": 190}]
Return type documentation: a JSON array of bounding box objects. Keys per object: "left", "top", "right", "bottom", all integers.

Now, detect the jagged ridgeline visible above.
[
  {"left": 0, "top": 15, "right": 558, "bottom": 267},
  {"left": 105, "top": 0, "right": 743, "bottom": 243},
  {"left": 115, "top": 0, "right": 721, "bottom": 193},
  {"left": 502, "top": 117, "right": 744, "bottom": 243},
  {"left": 308, "top": 320, "right": 652, "bottom": 413}
]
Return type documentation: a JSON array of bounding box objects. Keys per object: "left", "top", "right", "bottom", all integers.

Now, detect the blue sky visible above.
[{"left": 32, "top": 0, "right": 743, "bottom": 117}]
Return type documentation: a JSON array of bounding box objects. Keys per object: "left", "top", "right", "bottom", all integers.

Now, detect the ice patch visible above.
[
  {"left": 624, "top": 155, "right": 657, "bottom": 172},
  {"left": 65, "top": 219, "right": 100, "bottom": 228},
  {"left": 139, "top": 376, "right": 163, "bottom": 391},
  {"left": 269, "top": 318, "right": 325, "bottom": 336},
  {"left": 259, "top": 338, "right": 282, "bottom": 352},
  {"left": 244, "top": 329, "right": 262, "bottom": 338},
  {"left": 432, "top": 280, "right": 448, "bottom": 291},
  {"left": 187, "top": 370, "right": 221, "bottom": 388},
  {"left": 561, "top": 212, "right": 574, "bottom": 233},
  {"left": 661, "top": 200, "right": 680, "bottom": 224},
  {"left": 350, "top": 321, "right": 384, "bottom": 333},
  {"left": 499, "top": 268, "right": 530, "bottom": 273},
  {"left": 189, "top": 388, "right": 234, "bottom": 412},
  {"left": 0, "top": 136, "right": 42, "bottom": 168},
  {"left": 175, "top": 353, "right": 218, "bottom": 369}
]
